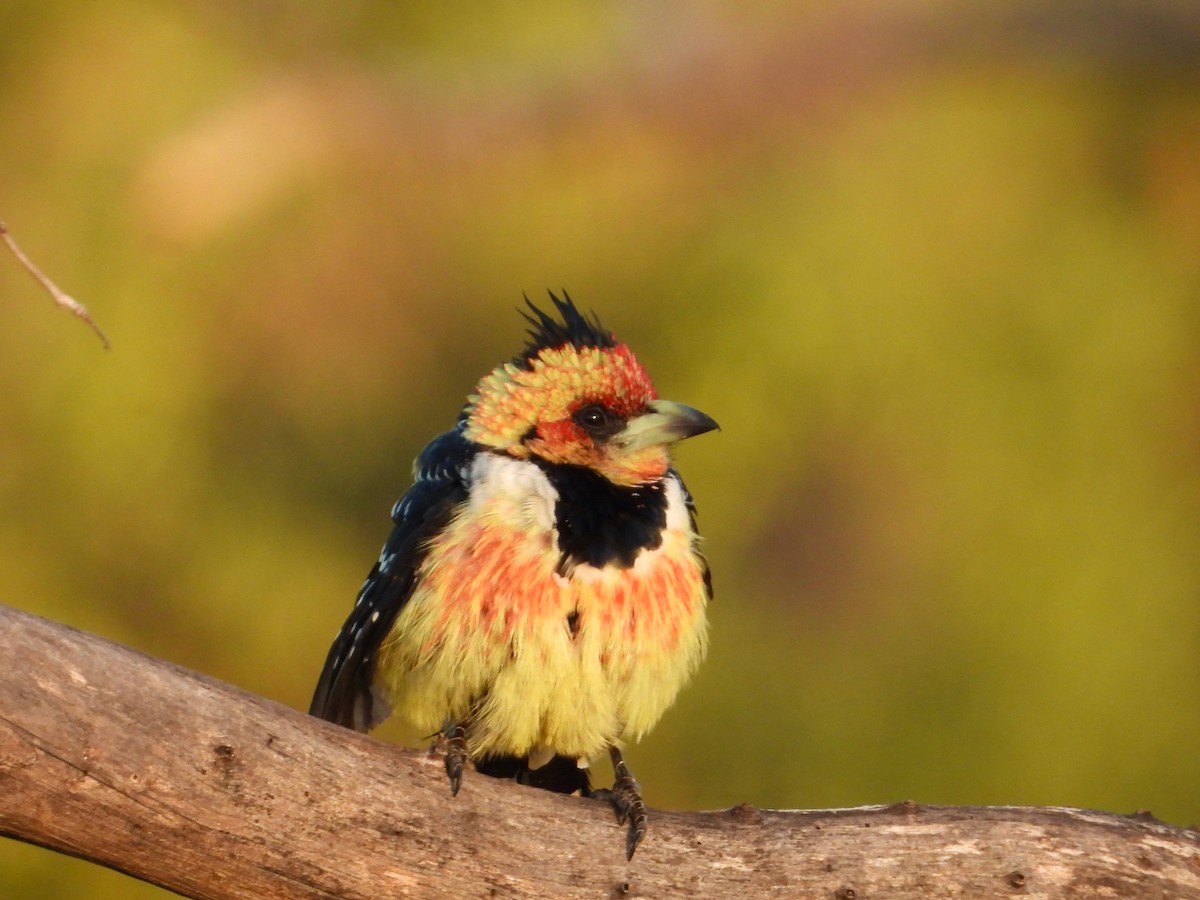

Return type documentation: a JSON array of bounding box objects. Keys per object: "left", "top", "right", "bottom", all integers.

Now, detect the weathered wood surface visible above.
[{"left": 1, "top": 603, "right": 1198, "bottom": 898}]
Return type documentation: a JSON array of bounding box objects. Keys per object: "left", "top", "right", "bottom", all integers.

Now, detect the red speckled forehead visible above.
[{"left": 464, "top": 342, "right": 658, "bottom": 450}]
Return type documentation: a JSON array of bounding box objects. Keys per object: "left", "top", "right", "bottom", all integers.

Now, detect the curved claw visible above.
[
  {"left": 442, "top": 723, "right": 469, "bottom": 796},
  {"left": 608, "top": 746, "right": 648, "bottom": 859}
]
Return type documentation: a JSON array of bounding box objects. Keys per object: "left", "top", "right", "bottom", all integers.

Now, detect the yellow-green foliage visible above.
[{"left": 3, "top": 3, "right": 1199, "bottom": 896}]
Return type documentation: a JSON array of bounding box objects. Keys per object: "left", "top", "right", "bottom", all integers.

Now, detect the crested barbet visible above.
[{"left": 310, "top": 292, "right": 717, "bottom": 858}]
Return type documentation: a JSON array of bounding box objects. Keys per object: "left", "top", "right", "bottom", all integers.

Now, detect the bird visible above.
[{"left": 309, "top": 291, "right": 717, "bottom": 859}]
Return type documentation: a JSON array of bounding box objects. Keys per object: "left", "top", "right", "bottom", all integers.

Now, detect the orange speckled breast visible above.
[{"left": 375, "top": 463, "right": 710, "bottom": 761}]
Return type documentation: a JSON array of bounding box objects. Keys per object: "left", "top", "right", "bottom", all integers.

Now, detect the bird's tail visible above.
[{"left": 475, "top": 754, "right": 592, "bottom": 795}]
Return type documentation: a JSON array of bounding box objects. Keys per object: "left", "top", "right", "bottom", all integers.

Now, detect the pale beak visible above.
[{"left": 616, "top": 400, "right": 720, "bottom": 451}]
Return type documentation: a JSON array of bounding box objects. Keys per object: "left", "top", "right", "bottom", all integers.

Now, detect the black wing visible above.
[{"left": 309, "top": 427, "right": 475, "bottom": 731}]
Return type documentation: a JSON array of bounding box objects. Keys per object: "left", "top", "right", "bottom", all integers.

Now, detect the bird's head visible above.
[{"left": 463, "top": 292, "right": 718, "bottom": 486}]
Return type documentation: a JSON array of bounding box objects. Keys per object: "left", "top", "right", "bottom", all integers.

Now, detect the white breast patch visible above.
[{"left": 467, "top": 452, "right": 559, "bottom": 533}]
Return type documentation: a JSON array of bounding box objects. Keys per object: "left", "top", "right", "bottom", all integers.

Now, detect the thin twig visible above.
[{"left": 0, "top": 220, "right": 110, "bottom": 349}]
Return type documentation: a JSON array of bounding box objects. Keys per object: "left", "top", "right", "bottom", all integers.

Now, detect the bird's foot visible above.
[
  {"left": 439, "top": 723, "right": 469, "bottom": 796},
  {"left": 592, "top": 745, "right": 647, "bottom": 859}
]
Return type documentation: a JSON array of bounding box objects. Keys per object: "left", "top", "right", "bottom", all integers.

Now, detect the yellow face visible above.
[{"left": 463, "top": 342, "right": 671, "bottom": 486}]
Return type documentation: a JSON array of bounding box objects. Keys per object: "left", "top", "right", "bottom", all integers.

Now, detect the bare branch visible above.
[
  {"left": 0, "top": 221, "right": 110, "bottom": 349},
  {"left": 1, "top": 602, "right": 1198, "bottom": 898}
]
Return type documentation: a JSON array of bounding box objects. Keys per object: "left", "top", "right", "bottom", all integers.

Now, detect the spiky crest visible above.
[{"left": 517, "top": 291, "right": 616, "bottom": 367}]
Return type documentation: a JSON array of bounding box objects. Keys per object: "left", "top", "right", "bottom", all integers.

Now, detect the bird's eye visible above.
[
  {"left": 576, "top": 406, "right": 606, "bottom": 427},
  {"left": 572, "top": 404, "right": 621, "bottom": 438}
]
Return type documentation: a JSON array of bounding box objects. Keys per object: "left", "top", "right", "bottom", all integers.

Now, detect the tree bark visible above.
[{"left": 0, "top": 603, "right": 1197, "bottom": 899}]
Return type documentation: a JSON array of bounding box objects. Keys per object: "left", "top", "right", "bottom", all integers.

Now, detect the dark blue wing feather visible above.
[{"left": 309, "top": 427, "right": 475, "bottom": 730}]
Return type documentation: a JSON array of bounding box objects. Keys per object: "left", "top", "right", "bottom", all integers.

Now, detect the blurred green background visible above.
[{"left": 4, "top": 1, "right": 1200, "bottom": 895}]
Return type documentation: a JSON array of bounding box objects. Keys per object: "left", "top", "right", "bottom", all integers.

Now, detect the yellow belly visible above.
[{"left": 375, "top": 512, "right": 709, "bottom": 761}]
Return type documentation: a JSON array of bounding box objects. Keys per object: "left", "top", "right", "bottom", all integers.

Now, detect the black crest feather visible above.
[{"left": 517, "top": 291, "right": 616, "bottom": 365}]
